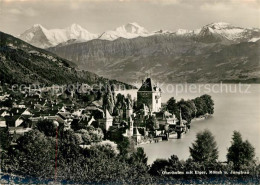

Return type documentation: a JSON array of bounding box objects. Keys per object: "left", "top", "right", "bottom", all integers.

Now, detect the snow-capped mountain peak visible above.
[
  {"left": 175, "top": 29, "right": 193, "bottom": 35},
  {"left": 153, "top": 29, "right": 173, "bottom": 34},
  {"left": 206, "top": 22, "right": 231, "bottom": 29},
  {"left": 99, "top": 22, "right": 150, "bottom": 41},
  {"left": 18, "top": 22, "right": 260, "bottom": 48},
  {"left": 197, "top": 22, "right": 256, "bottom": 42},
  {"left": 115, "top": 22, "right": 149, "bottom": 34},
  {"left": 18, "top": 24, "right": 98, "bottom": 48},
  {"left": 32, "top": 24, "right": 44, "bottom": 28},
  {"left": 20, "top": 24, "right": 46, "bottom": 35},
  {"left": 67, "top": 23, "right": 85, "bottom": 32}
]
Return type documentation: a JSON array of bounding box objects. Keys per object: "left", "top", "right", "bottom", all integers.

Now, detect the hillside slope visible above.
[
  {"left": 49, "top": 34, "right": 260, "bottom": 83},
  {"left": 0, "top": 31, "right": 133, "bottom": 88}
]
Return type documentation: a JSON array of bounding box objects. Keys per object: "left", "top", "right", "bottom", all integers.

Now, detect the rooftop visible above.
[{"left": 138, "top": 78, "right": 160, "bottom": 92}]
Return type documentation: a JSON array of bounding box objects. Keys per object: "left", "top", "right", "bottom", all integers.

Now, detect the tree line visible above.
[
  {"left": 149, "top": 130, "right": 259, "bottom": 184},
  {"left": 165, "top": 94, "right": 214, "bottom": 123},
  {"left": 0, "top": 121, "right": 259, "bottom": 184}
]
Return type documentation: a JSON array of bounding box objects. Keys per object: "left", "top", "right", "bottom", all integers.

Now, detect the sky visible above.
[{"left": 0, "top": 0, "right": 259, "bottom": 36}]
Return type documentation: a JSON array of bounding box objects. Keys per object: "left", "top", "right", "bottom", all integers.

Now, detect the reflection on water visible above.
[{"left": 117, "top": 84, "right": 260, "bottom": 164}]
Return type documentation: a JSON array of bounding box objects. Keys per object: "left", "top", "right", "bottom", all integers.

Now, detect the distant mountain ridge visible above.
[
  {"left": 48, "top": 23, "right": 260, "bottom": 83},
  {"left": 19, "top": 22, "right": 260, "bottom": 48},
  {"left": 197, "top": 22, "right": 260, "bottom": 43}
]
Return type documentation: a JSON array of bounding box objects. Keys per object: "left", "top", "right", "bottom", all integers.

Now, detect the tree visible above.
[
  {"left": 0, "top": 98, "right": 13, "bottom": 107},
  {"left": 0, "top": 127, "right": 10, "bottom": 150},
  {"left": 76, "top": 129, "right": 91, "bottom": 145},
  {"left": 146, "top": 115, "right": 159, "bottom": 131},
  {"left": 189, "top": 129, "right": 218, "bottom": 163},
  {"left": 130, "top": 147, "right": 148, "bottom": 165},
  {"left": 71, "top": 119, "right": 87, "bottom": 131},
  {"left": 86, "top": 125, "right": 104, "bottom": 143},
  {"left": 3, "top": 130, "right": 56, "bottom": 178},
  {"left": 166, "top": 97, "right": 178, "bottom": 115},
  {"left": 227, "top": 131, "right": 255, "bottom": 170},
  {"left": 177, "top": 99, "right": 196, "bottom": 123},
  {"left": 200, "top": 94, "right": 214, "bottom": 114},
  {"left": 117, "top": 136, "right": 131, "bottom": 157},
  {"left": 79, "top": 144, "right": 149, "bottom": 184},
  {"left": 193, "top": 97, "right": 207, "bottom": 116},
  {"left": 149, "top": 159, "right": 169, "bottom": 176},
  {"left": 103, "top": 84, "right": 115, "bottom": 115},
  {"left": 168, "top": 155, "right": 183, "bottom": 170},
  {"left": 36, "top": 120, "right": 59, "bottom": 137}
]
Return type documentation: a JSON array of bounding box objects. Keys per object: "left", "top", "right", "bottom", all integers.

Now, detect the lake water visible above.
[{"left": 117, "top": 84, "right": 260, "bottom": 164}]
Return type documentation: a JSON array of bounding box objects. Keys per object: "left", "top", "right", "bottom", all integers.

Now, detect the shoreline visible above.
[
  {"left": 137, "top": 114, "right": 212, "bottom": 146},
  {"left": 191, "top": 114, "right": 212, "bottom": 122}
]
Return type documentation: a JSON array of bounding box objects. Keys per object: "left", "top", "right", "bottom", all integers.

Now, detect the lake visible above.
[{"left": 116, "top": 84, "right": 260, "bottom": 165}]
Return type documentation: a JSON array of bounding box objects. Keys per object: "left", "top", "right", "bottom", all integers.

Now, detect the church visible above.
[{"left": 137, "top": 78, "right": 162, "bottom": 113}]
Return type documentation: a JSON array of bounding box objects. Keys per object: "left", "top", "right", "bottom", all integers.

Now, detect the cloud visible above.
[
  {"left": 25, "top": 7, "right": 38, "bottom": 16},
  {"left": 3, "top": 0, "right": 130, "bottom": 1},
  {"left": 69, "top": 2, "right": 81, "bottom": 10},
  {"left": 8, "top": 8, "right": 22, "bottom": 14},
  {"left": 146, "top": 0, "right": 181, "bottom": 5},
  {"left": 5, "top": 7, "right": 38, "bottom": 17},
  {"left": 200, "top": 2, "right": 232, "bottom": 11},
  {"left": 1, "top": 0, "right": 258, "bottom": 6}
]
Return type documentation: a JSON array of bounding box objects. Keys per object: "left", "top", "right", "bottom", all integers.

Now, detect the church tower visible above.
[
  {"left": 137, "top": 78, "right": 161, "bottom": 112},
  {"left": 176, "top": 108, "right": 185, "bottom": 139}
]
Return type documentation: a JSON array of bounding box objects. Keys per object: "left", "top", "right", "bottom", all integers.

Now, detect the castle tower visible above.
[{"left": 137, "top": 78, "right": 161, "bottom": 113}]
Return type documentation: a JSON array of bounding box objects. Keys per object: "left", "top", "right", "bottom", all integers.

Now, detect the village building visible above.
[
  {"left": 87, "top": 116, "right": 96, "bottom": 126},
  {"left": 0, "top": 94, "right": 10, "bottom": 101},
  {"left": 123, "top": 116, "right": 134, "bottom": 137},
  {"left": 155, "top": 111, "right": 178, "bottom": 126},
  {"left": 133, "top": 127, "right": 142, "bottom": 143},
  {"left": 9, "top": 108, "right": 33, "bottom": 116},
  {"left": 98, "top": 109, "right": 113, "bottom": 131},
  {"left": 0, "top": 117, "right": 6, "bottom": 127},
  {"left": 29, "top": 108, "right": 59, "bottom": 126},
  {"left": 88, "top": 100, "right": 103, "bottom": 110},
  {"left": 57, "top": 111, "right": 73, "bottom": 129},
  {"left": 5, "top": 115, "right": 26, "bottom": 127},
  {"left": 0, "top": 110, "right": 9, "bottom": 117}
]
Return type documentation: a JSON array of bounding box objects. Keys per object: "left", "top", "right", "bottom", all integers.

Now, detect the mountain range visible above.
[
  {"left": 8, "top": 22, "right": 260, "bottom": 84},
  {"left": 43, "top": 22, "right": 260, "bottom": 83},
  {"left": 19, "top": 24, "right": 99, "bottom": 49},
  {"left": 19, "top": 22, "right": 260, "bottom": 49}
]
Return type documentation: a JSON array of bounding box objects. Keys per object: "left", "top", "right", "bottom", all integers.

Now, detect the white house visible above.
[{"left": 0, "top": 117, "right": 6, "bottom": 127}]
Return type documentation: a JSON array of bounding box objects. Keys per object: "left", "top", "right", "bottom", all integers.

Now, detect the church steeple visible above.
[
  {"left": 129, "top": 116, "right": 134, "bottom": 136},
  {"left": 179, "top": 108, "right": 184, "bottom": 127},
  {"left": 176, "top": 108, "right": 185, "bottom": 139}
]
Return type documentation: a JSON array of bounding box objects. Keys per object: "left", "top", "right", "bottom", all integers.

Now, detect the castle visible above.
[{"left": 137, "top": 78, "right": 162, "bottom": 113}]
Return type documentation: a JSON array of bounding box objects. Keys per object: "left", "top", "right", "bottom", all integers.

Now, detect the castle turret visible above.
[{"left": 99, "top": 109, "right": 113, "bottom": 131}]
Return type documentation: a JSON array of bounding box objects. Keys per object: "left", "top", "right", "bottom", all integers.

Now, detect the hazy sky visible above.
[{"left": 0, "top": 0, "right": 259, "bottom": 36}]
